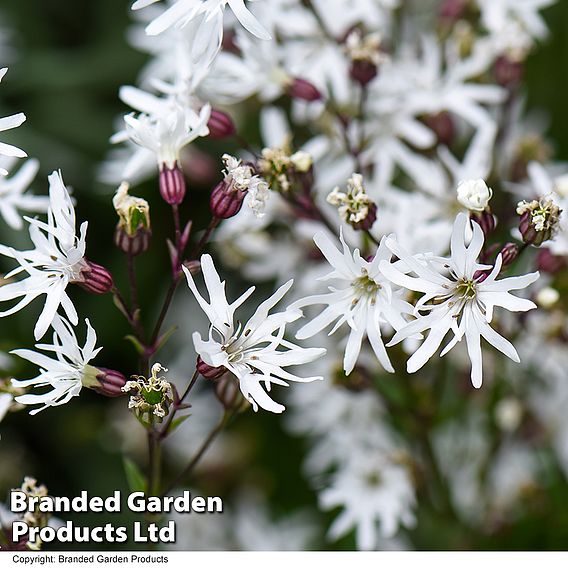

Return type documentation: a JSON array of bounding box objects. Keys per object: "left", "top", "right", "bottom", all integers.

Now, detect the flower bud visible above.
[
  {"left": 197, "top": 356, "right": 226, "bottom": 380},
  {"left": 535, "top": 286, "right": 560, "bottom": 309},
  {"left": 86, "top": 367, "right": 127, "bottom": 397},
  {"left": 214, "top": 374, "right": 249, "bottom": 412},
  {"left": 210, "top": 179, "right": 247, "bottom": 219},
  {"left": 494, "top": 55, "right": 524, "bottom": 88},
  {"left": 78, "top": 261, "right": 113, "bottom": 295},
  {"left": 350, "top": 60, "right": 378, "bottom": 86},
  {"left": 207, "top": 109, "right": 236, "bottom": 139},
  {"left": 422, "top": 112, "right": 455, "bottom": 146},
  {"left": 537, "top": 249, "right": 565, "bottom": 273},
  {"left": 499, "top": 243, "right": 518, "bottom": 267},
  {"left": 470, "top": 210, "right": 496, "bottom": 237},
  {"left": 159, "top": 164, "right": 186, "bottom": 205},
  {"left": 457, "top": 179, "right": 492, "bottom": 212},
  {"left": 287, "top": 77, "right": 322, "bottom": 102}
]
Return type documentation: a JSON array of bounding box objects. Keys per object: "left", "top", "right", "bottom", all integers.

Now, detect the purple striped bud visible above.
[
  {"left": 471, "top": 210, "right": 496, "bottom": 237},
  {"left": 159, "top": 164, "right": 186, "bottom": 205},
  {"left": 92, "top": 368, "right": 127, "bottom": 397},
  {"left": 197, "top": 356, "right": 226, "bottom": 380},
  {"left": 214, "top": 374, "right": 249, "bottom": 412},
  {"left": 78, "top": 261, "right": 113, "bottom": 295},
  {"left": 499, "top": 243, "right": 519, "bottom": 267},
  {"left": 287, "top": 77, "right": 322, "bottom": 102},
  {"left": 210, "top": 180, "right": 247, "bottom": 219},
  {"left": 208, "top": 109, "right": 236, "bottom": 139},
  {"left": 352, "top": 202, "right": 377, "bottom": 231}
]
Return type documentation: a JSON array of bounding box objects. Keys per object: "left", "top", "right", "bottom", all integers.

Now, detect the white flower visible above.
[
  {"left": 246, "top": 177, "right": 270, "bottom": 218},
  {"left": 183, "top": 254, "right": 325, "bottom": 413},
  {"left": 327, "top": 173, "right": 375, "bottom": 225},
  {"left": 380, "top": 213, "right": 539, "bottom": 387},
  {"left": 0, "top": 157, "right": 47, "bottom": 230},
  {"left": 11, "top": 316, "right": 101, "bottom": 415},
  {"left": 293, "top": 231, "right": 412, "bottom": 375},
  {"left": 133, "top": 0, "right": 271, "bottom": 41},
  {"left": 121, "top": 102, "right": 210, "bottom": 170},
  {"left": 456, "top": 178, "right": 493, "bottom": 212},
  {"left": 320, "top": 453, "right": 416, "bottom": 549},
  {"left": 0, "top": 68, "right": 27, "bottom": 173},
  {"left": 0, "top": 171, "right": 88, "bottom": 340}
]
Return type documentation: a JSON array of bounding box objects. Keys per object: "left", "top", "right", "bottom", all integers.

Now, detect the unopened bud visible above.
[
  {"left": 210, "top": 179, "right": 247, "bottom": 219},
  {"left": 458, "top": 179, "right": 492, "bottom": 212},
  {"left": 90, "top": 368, "right": 127, "bottom": 397},
  {"left": 207, "top": 109, "right": 236, "bottom": 139},
  {"left": 470, "top": 210, "right": 496, "bottom": 237},
  {"left": 214, "top": 374, "right": 249, "bottom": 412},
  {"left": 423, "top": 111, "right": 455, "bottom": 146},
  {"left": 499, "top": 243, "right": 519, "bottom": 267},
  {"left": 350, "top": 60, "right": 378, "bottom": 86},
  {"left": 159, "top": 164, "right": 186, "bottom": 205},
  {"left": 536, "top": 286, "right": 560, "bottom": 309},
  {"left": 536, "top": 249, "right": 566, "bottom": 273},
  {"left": 78, "top": 261, "right": 113, "bottom": 295},
  {"left": 287, "top": 77, "right": 322, "bottom": 102},
  {"left": 494, "top": 55, "right": 524, "bottom": 88},
  {"left": 196, "top": 356, "right": 226, "bottom": 380}
]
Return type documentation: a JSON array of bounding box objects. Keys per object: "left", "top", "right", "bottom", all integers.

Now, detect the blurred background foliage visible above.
[{"left": 0, "top": 0, "right": 567, "bottom": 551}]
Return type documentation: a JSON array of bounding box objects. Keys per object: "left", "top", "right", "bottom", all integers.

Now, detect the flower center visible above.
[
  {"left": 352, "top": 270, "right": 381, "bottom": 300},
  {"left": 455, "top": 278, "right": 477, "bottom": 300}
]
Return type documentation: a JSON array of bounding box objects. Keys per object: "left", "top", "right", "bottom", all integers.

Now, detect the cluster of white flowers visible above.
[{"left": 3, "top": 0, "right": 567, "bottom": 553}]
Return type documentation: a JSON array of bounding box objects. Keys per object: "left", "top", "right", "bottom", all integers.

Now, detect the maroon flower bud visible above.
[
  {"left": 537, "top": 249, "right": 566, "bottom": 274},
  {"left": 473, "top": 269, "right": 490, "bottom": 283},
  {"left": 350, "top": 60, "right": 378, "bottom": 86},
  {"left": 114, "top": 226, "right": 151, "bottom": 256},
  {"left": 92, "top": 368, "right": 127, "bottom": 397},
  {"left": 210, "top": 180, "right": 247, "bottom": 219},
  {"left": 470, "top": 210, "right": 496, "bottom": 237},
  {"left": 78, "top": 261, "right": 113, "bottom": 295},
  {"left": 493, "top": 55, "right": 524, "bottom": 88},
  {"left": 422, "top": 111, "right": 455, "bottom": 146},
  {"left": 207, "top": 109, "right": 236, "bottom": 139},
  {"left": 499, "top": 243, "right": 519, "bottom": 267},
  {"left": 287, "top": 77, "right": 322, "bottom": 102},
  {"left": 439, "top": 0, "right": 468, "bottom": 22},
  {"left": 352, "top": 202, "right": 377, "bottom": 231},
  {"left": 197, "top": 356, "right": 226, "bottom": 380},
  {"left": 159, "top": 164, "right": 186, "bottom": 205},
  {"left": 214, "top": 374, "right": 249, "bottom": 412}
]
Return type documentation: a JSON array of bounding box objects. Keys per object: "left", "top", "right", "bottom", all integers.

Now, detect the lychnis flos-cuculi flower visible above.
[
  {"left": 0, "top": 171, "right": 113, "bottom": 340},
  {"left": 183, "top": 254, "right": 325, "bottom": 413}
]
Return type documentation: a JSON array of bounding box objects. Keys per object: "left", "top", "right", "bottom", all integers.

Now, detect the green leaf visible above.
[
  {"left": 125, "top": 334, "right": 146, "bottom": 355},
  {"left": 167, "top": 414, "right": 190, "bottom": 435},
  {"left": 123, "top": 457, "right": 147, "bottom": 494}
]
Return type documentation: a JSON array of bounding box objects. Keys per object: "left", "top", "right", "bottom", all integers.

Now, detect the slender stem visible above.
[
  {"left": 172, "top": 204, "right": 181, "bottom": 249},
  {"left": 127, "top": 253, "right": 145, "bottom": 339},
  {"left": 147, "top": 426, "right": 161, "bottom": 496},
  {"left": 189, "top": 217, "right": 220, "bottom": 260},
  {"left": 159, "top": 368, "right": 200, "bottom": 440},
  {"left": 161, "top": 410, "right": 234, "bottom": 497}
]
